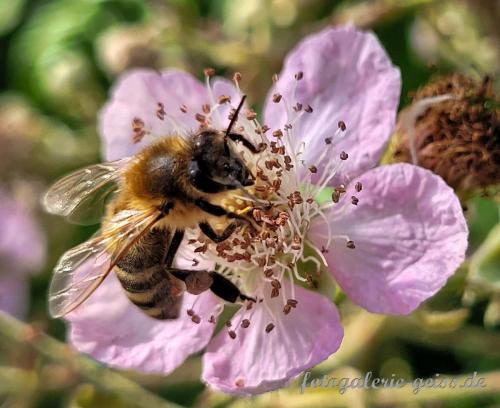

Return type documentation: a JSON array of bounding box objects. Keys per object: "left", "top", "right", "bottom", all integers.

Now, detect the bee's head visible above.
[{"left": 189, "top": 130, "right": 254, "bottom": 193}]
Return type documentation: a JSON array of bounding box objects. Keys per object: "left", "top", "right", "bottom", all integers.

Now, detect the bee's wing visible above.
[
  {"left": 48, "top": 208, "right": 163, "bottom": 318},
  {"left": 42, "top": 158, "right": 131, "bottom": 225}
]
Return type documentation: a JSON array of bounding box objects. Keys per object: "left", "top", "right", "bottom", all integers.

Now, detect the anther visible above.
[
  {"left": 273, "top": 129, "right": 283, "bottom": 138},
  {"left": 272, "top": 93, "right": 282, "bottom": 103},
  {"left": 271, "top": 279, "right": 281, "bottom": 289},
  {"left": 287, "top": 299, "right": 298, "bottom": 308},
  {"left": 204, "top": 67, "right": 215, "bottom": 77},
  {"left": 180, "top": 104, "right": 188, "bottom": 113},
  {"left": 308, "top": 165, "right": 317, "bottom": 174},
  {"left": 332, "top": 190, "right": 340, "bottom": 203},
  {"left": 156, "top": 102, "right": 166, "bottom": 120},
  {"left": 340, "top": 151, "right": 349, "bottom": 160},
  {"left": 271, "top": 288, "right": 280, "bottom": 298},
  {"left": 241, "top": 319, "right": 250, "bottom": 328},
  {"left": 355, "top": 182, "right": 363, "bottom": 192},
  {"left": 264, "top": 268, "right": 274, "bottom": 278},
  {"left": 192, "top": 258, "right": 199, "bottom": 266},
  {"left": 272, "top": 73, "right": 279, "bottom": 83},
  {"left": 305, "top": 105, "right": 313, "bottom": 113},
  {"left": 233, "top": 72, "right": 242, "bottom": 82},
  {"left": 246, "top": 110, "right": 257, "bottom": 120},
  {"left": 346, "top": 240, "right": 356, "bottom": 249},
  {"left": 225, "top": 321, "right": 232, "bottom": 328},
  {"left": 265, "top": 323, "right": 275, "bottom": 333},
  {"left": 218, "top": 95, "right": 231, "bottom": 104},
  {"left": 283, "top": 304, "right": 292, "bottom": 315},
  {"left": 195, "top": 113, "right": 206, "bottom": 123},
  {"left": 338, "top": 121, "right": 346, "bottom": 131},
  {"left": 228, "top": 331, "right": 237, "bottom": 339},
  {"left": 191, "top": 315, "right": 201, "bottom": 324},
  {"left": 257, "top": 142, "right": 267, "bottom": 151},
  {"left": 208, "top": 315, "right": 216, "bottom": 324},
  {"left": 202, "top": 104, "right": 210, "bottom": 114},
  {"left": 187, "top": 309, "right": 195, "bottom": 317},
  {"left": 293, "top": 103, "right": 302, "bottom": 112},
  {"left": 295, "top": 71, "right": 303, "bottom": 80},
  {"left": 351, "top": 196, "right": 359, "bottom": 206},
  {"left": 324, "top": 137, "right": 332, "bottom": 145},
  {"left": 306, "top": 274, "right": 317, "bottom": 288}
]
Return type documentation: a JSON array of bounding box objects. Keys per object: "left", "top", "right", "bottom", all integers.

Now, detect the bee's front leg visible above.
[
  {"left": 199, "top": 220, "right": 245, "bottom": 243},
  {"left": 194, "top": 198, "right": 258, "bottom": 230}
]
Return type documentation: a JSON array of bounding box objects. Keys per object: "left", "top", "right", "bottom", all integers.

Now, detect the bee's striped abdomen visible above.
[{"left": 114, "top": 228, "right": 182, "bottom": 319}]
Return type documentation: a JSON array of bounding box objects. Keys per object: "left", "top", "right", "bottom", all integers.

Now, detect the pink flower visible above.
[
  {"left": 0, "top": 188, "right": 45, "bottom": 318},
  {"left": 65, "top": 26, "right": 467, "bottom": 395}
]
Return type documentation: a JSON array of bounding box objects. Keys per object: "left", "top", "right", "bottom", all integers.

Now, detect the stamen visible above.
[
  {"left": 204, "top": 67, "right": 216, "bottom": 77},
  {"left": 265, "top": 323, "right": 275, "bottom": 333},
  {"left": 273, "top": 93, "right": 282, "bottom": 103}
]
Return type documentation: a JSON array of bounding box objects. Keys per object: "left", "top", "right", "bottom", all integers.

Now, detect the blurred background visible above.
[{"left": 0, "top": 0, "right": 498, "bottom": 407}]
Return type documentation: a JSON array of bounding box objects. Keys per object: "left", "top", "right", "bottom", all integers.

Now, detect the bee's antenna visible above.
[{"left": 225, "top": 95, "right": 247, "bottom": 139}]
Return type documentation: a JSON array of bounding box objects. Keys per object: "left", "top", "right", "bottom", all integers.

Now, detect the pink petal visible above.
[
  {"left": 202, "top": 284, "right": 343, "bottom": 395},
  {"left": 211, "top": 78, "right": 244, "bottom": 129},
  {"left": 67, "top": 245, "right": 219, "bottom": 374},
  {"left": 0, "top": 188, "right": 45, "bottom": 274},
  {"left": 309, "top": 163, "right": 468, "bottom": 314},
  {"left": 99, "top": 69, "right": 209, "bottom": 161},
  {"left": 264, "top": 26, "right": 401, "bottom": 184},
  {"left": 0, "top": 275, "right": 27, "bottom": 318}
]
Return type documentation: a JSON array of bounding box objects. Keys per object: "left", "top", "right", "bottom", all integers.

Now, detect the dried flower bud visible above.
[{"left": 394, "top": 74, "right": 499, "bottom": 192}]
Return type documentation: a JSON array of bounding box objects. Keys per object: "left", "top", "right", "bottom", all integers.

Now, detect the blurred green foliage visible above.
[{"left": 0, "top": 0, "right": 498, "bottom": 407}]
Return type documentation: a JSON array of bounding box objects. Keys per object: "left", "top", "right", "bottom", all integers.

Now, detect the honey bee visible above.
[{"left": 44, "top": 96, "right": 260, "bottom": 320}]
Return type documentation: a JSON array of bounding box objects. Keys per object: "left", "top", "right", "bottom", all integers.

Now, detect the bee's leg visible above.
[
  {"left": 199, "top": 221, "right": 243, "bottom": 243},
  {"left": 162, "top": 229, "right": 184, "bottom": 268},
  {"left": 167, "top": 268, "right": 214, "bottom": 295},
  {"left": 161, "top": 229, "right": 213, "bottom": 295},
  {"left": 194, "top": 198, "right": 257, "bottom": 228},
  {"left": 208, "top": 271, "right": 256, "bottom": 303},
  {"left": 168, "top": 268, "right": 254, "bottom": 303},
  {"left": 227, "top": 133, "right": 264, "bottom": 154},
  {"left": 194, "top": 198, "right": 239, "bottom": 218}
]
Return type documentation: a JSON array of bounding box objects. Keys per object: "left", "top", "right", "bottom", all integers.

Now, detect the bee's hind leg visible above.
[
  {"left": 208, "top": 271, "right": 256, "bottom": 303},
  {"left": 166, "top": 268, "right": 254, "bottom": 303}
]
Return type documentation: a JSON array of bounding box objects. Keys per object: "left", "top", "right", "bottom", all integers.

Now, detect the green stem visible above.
[{"left": 0, "top": 312, "right": 184, "bottom": 408}]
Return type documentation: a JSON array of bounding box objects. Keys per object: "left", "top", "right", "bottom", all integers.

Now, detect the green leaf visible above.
[{"left": 470, "top": 223, "right": 500, "bottom": 292}]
